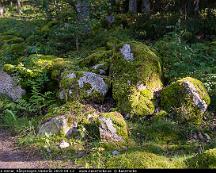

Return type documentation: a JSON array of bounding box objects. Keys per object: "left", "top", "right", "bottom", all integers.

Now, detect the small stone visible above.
[
  {"left": 59, "top": 140, "right": 70, "bottom": 149},
  {"left": 112, "top": 150, "right": 120, "bottom": 156}
]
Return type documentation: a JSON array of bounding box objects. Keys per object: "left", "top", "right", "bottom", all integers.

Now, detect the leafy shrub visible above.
[{"left": 154, "top": 32, "right": 216, "bottom": 97}]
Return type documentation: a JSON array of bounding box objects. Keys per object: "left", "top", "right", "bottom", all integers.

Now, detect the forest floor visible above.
[{"left": 0, "top": 129, "right": 76, "bottom": 169}]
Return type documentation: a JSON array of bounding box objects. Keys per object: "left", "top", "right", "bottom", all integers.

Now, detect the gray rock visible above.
[
  {"left": 120, "top": 44, "right": 134, "bottom": 61},
  {"left": 183, "top": 81, "right": 208, "bottom": 112},
  {"left": 66, "top": 73, "right": 76, "bottom": 79},
  {"left": 59, "top": 90, "right": 65, "bottom": 100},
  {"left": 92, "top": 64, "right": 104, "bottom": 70},
  {"left": 38, "top": 115, "right": 71, "bottom": 136},
  {"left": 78, "top": 72, "right": 108, "bottom": 96},
  {"left": 0, "top": 71, "right": 25, "bottom": 101},
  {"left": 112, "top": 150, "right": 120, "bottom": 156},
  {"left": 136, "top": 83, "right": 147, "bottom": 91},
  {"left": 98, "top": 116, "right": 123, "bottom": 142},
  {"left": 204, "top": 133, "right": 211, "bottom": 141}
]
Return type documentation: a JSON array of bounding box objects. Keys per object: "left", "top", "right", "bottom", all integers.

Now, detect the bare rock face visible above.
[
  {"left": 99, "top": 116, "right": 123, "bottom": 142},
  {"left": 0, "top": 71, "right": 25, "bottom": 101},
  {"left": 60, "top": 71, "right": 109, "bottom": 102},
  {"left": 183, "top": 81, "right": 208, "bottom": 112},
  {"left": 120, "top": 44, "right": 134, "bottom": 61},
  {"left": 98, "top": 112, "right": 128, "bottom": 143},
  {"left": 78, "top": 72, "right": 108, "bottom": 96}
]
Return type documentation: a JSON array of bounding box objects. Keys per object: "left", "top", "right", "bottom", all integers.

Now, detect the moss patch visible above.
[
  {"left": 106, "top": 150, "right": 176, "bottom": 168},
  {"left": 186, "top": 148, "right": 216, "bottom": 168}
]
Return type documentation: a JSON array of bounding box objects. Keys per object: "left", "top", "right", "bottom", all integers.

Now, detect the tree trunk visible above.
[
  {"left": 76, "top": 0, "right": 90, "bottom": 33},
  {"left": 194, "top": 0, "right": 200, "bottom": 15},
  {"left": 17, "top": 0, "right": 22, "bottom": 14},
  {"left": 142, "top": 0, "right": 150, "bottom": 13},
  {"left": 0, "top": 5, "right": 4, "bottom": 17},
  {"left": 129, "top": 0, "right": 137, "bottom": 14}
]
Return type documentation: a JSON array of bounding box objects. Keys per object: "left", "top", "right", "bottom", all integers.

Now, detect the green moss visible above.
[
  {"left": 120, "top": 87, "right": 155, "bottom": 116},
  {"left": 4, "top": 54, "right": 72, "bottom": 81},
  {"left": 111, "top": 41, "right": 163, "bottom": 117},
  {"left": 160, "top": 77, "right": 210, "bottom": 125},
  {"left": 0, "top": 34, "right": 24, "bottom": 45},
  {"left": 24, "top": 54, "right": 72, "bottom": 71},
  {"left": 3, "top": 64, "right": 15, "bottom": 74},
  {"left": 153, "top": 110, "right": 169, "bottom": 119},
  {"left": 80, "top": 49, "right": 113, "bottom": 67},
  {"left": 186, "top": 148, "right": 216, "bottom": 168},
  {"left": 106, "top": 151, "right": 176, "bottom": 168},
  {"left": 43, "top": 101, "right": 96, "bottom": 123},
  {"left": 39, "top": 21, "right": 58, "bottom": 33}
]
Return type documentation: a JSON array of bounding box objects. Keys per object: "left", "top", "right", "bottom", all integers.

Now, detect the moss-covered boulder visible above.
[
  {"left": 160, "top": 77, "right": 210, "bottom": 124},
  {"left": 111, "top": 42, "right": 163, "bottom": 117},
  {"left": 186, "top": 148, "right": 216, "bottom": 168},
  {"left": 60, "top": 71, "right": 109, "bottom": 102},
  {"left": 38, "top": 101, "right": 97, "bottom": 137},
  {"left": 98, "top": 112, "right": 128, "bottom": 143}
]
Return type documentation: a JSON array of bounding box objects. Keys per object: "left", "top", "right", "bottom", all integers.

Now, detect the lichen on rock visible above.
[
  {"left": 120, "top": 44, "right": 134, "bottom": 61},
  {"left": 160, "top": 77, "right": 210, "bottom": 124},
  {"left": 78, "top": 72, "right": 108, "bottom": 96},
  {"left": 111, "top": 41, "right": 163, "bottom": 117},
  {"left": 60, "top": 71, "right": 109, "bottom": 102}
]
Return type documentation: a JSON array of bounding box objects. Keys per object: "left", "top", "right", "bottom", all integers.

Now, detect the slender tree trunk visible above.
[
  {"left": 76, "top": 0, "right": 90, "bottom": 33},
  {"left": 0, "top": 5, "right": 4, "bottom": 17},
  {"left": 129, "top": 0, "right": 137, "bottom": 14},
  {"left": 194, "top": 0, "right": 200, "bottom": 15},
  {"left": 17, "top": 0, "right": 22, "bottom": 14},
  {"left": 142, "top": 0, "right": 150, "bottom": 13}
]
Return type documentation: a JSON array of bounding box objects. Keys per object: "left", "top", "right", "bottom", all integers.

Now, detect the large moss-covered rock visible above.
[
  {"left": 111, "top": 42, "right": 163, "bottom": 117},
  {"left": 186, "top": 148, "right": 216, "bottom": 168},
  {"left": 60, "top": 71, "right": 109, "bottom": 102},
  {"left": 160, "top": 77, "right": 210, "bottom": 124},
  {"left": 38, "top": 101, "right": 97, "bottom": 137},
  {"left": 0, "top": 71, "right": 25, "bottom": 101}
]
